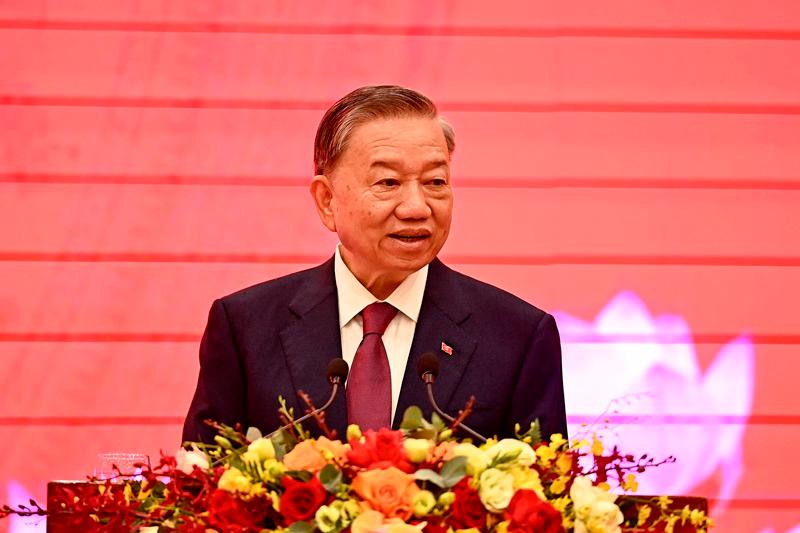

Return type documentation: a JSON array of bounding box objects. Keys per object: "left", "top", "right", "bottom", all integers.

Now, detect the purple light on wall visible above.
[
  {"left": 554, "top": 291, "right": 754, "bottom": 501},
  {"left": 6, "top": 481, "right": 44, "bottom": 532}
]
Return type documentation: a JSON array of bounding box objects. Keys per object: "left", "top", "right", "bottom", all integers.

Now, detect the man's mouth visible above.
[{"left": 389, "top": 231, "right": 431, "bottom": 243}]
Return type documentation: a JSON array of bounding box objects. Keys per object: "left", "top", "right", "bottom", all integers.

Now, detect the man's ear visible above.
[{"left": 310, "top": 175, "right": 337, "bottom": 232}]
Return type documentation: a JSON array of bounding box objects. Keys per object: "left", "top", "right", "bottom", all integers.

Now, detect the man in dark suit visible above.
[{"left": 183, "top": 85, "right": 567, "bottom": 443}]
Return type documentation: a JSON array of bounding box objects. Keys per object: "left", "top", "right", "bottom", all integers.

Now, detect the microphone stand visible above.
[
  {"left": 422, "top": 372, "right": 487, "bottom": 443},
  {"left": 267, "top": 378, "right": 343, "bottom": 440}
]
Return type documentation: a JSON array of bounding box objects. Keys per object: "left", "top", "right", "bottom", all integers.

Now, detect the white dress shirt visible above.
[{"left": 334, "top": 245, "right": 428, "bottom": 420}]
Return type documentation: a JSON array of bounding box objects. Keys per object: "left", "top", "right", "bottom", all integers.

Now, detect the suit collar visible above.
[
  {"left": 281, "top": 257, "right": 348, "bottom": 438},
  {"left": 288, "top": 257, "right": 337, "bottom": 317},
  {"left": 394, "top": 258, "right": 477, "bottom": 427}
]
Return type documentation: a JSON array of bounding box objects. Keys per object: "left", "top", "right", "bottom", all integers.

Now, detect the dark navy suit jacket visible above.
[{"left": 182, "top": 257, "right": 567, "bottom": 443}]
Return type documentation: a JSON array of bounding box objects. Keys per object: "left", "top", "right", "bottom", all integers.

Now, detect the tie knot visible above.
[{"left": 361, "top": 302, "right": 398, "bottom": 336}]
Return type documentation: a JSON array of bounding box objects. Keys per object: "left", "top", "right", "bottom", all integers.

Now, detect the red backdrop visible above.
[{"left": 1, "top": 2, "right": 799, "bottom": 531}]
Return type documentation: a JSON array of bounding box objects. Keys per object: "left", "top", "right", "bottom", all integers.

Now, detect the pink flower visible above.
[{"left": 555, "top": 291, "right": 754, "bottom": 500}]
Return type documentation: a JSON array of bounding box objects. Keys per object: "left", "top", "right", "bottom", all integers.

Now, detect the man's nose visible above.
[{"left": 395, "top": 182, "right": 432, "bottom": 219}]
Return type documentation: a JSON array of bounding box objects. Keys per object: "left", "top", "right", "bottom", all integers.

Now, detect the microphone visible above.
[
  {"left": 416, "top": 352, "right": 487, "bottom": 443},
  {"left": 267, "top": 358, "right": 349, "bottom": 439}
]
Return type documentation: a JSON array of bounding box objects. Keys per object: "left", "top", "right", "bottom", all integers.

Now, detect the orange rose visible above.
[
  {"left": 283, "top": 437, "right": 347, "bottom": 472},
  {"left": 351, "top": 466, "right": 420, "bottom": 520},
  {"left": 430, "top": 441, "right": 456, "bottom": 463},
  {"left": 351, "top": 509, "right": 425, "bottom": 533}
]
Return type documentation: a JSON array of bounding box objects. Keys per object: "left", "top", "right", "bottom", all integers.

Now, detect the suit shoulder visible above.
[
  {"left": 445, "top": 266, "right": 549, "bottom": 322},
  {"left": 217, "top": 263, "right": 328, "bottom": 311}
]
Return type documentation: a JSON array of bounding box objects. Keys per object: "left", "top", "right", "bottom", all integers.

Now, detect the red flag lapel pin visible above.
[{"left": 441, "top": 341, "right": 454, "bottom": 356}]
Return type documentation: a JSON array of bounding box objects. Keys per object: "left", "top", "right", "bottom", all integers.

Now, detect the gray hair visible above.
[{"left": 313, "top": 85, "right": 455, "bottom": 175}]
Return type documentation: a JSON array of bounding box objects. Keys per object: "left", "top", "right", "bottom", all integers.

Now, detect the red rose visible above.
[
  {"left": 280, "top": 475, "right": 328, "bottom": 524},
  {"left": 206, "top": 489, "right": 266, "bottom": 532},
  {"left": 422, "top": 516, "right": 449, "bottom": 533},
  {"left": 448, "top": 478, "right": 487, "bottom": 530},
  {"left": 504, "top": 489, "right": 564, "bottom": 533},
  {"left": 347, "top": 428, "right": 414, "bottom": 472}
]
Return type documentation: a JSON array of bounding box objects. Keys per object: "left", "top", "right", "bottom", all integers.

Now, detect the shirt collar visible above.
[{"left": 334, "top": 245, "right": 428, "bottom": 328}]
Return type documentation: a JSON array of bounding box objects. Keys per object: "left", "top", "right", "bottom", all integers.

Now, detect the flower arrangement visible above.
[{"left": 1, "top": 405, "right": 712, "bottom": 533}]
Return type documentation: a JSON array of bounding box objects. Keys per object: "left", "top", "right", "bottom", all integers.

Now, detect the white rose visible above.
[
  {"left": 453, "top": 442, "right": 490, "bottom": 475},
  {"left": 486, "top": 439, "right": 537, "bottom": 467},
  {"left": 570, "top": 476, "right": 624, "bottom": 533},
  {"left": 175, "top": 446, "right": 210, "bottom": 475},
  {"left": 247, "top": 437, "right": 276, "bottom": 462},
  {"left": 478, "top": 468, "right": 515, "bottom": 512}
]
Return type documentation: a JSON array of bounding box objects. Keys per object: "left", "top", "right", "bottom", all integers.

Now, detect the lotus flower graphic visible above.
[{"left": 554, "top": 291, "right": 754, "bottom": 501}]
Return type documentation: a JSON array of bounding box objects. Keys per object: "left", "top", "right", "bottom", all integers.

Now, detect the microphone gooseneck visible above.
[
  {"left": 416, "top": 352, "right": 487, "bottom": 443},
  {"left": 267, "top": 358, "right": 349, "bottom": 439}
]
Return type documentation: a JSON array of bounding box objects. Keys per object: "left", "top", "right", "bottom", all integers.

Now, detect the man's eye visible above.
[
  {"left": 428, "top": 178, "right": 448, "bottom": 187},
  {"left": 376, "top": 178, "right": 400, "bottom": 187}
]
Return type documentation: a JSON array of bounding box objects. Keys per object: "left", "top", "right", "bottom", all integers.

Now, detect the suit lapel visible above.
[
  {"left": 394, "top": 259, "right": 477, "bottom": 427},
  {"left": 279, "top": 258, "right": 349, "bottom": 438}
]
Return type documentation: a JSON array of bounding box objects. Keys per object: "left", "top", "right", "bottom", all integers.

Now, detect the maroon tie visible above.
[{"left": 347, "top": 302, "right": 398, "bottom": 430}]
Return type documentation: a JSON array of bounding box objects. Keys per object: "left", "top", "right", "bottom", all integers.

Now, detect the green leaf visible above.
[
  {"left": 289, "top": 521, "right": 315, "bottom": 533},
  {"left": 413, "top": 468, "right": 446, "bottom": 488},
  {"left": 271, "top": 428, "right": 297, "bottom": 461},
  {"left": 431, "top": 412, "right": 446, "bottom": 433},
  {"left": 440, "top": 456, "right": 468, "bottom": 488},
  {"left": 400, "top": 406, "right": 424, "bottom": 430},
  {"left": 318, "top": 464, "right": 343, "bottom": 493},
  {"left": 286, "top": 470, "right": 313, "bottom": 482}
]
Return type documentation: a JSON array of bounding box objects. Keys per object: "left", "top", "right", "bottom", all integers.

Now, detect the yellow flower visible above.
[
  {"left": 556, "top": 452, "right": 573, "bottom": 475},
  {"left": 218, "top": 467, "right": 252, "bottom": 493},
  {"left": 315, "top": 504, "right": 341, "bottom": 533},
  {"left": 549, "top": 433, "right": 567, "bottom": 449},
  {"left": 509, "top": 467, "right": 545, "bottom": 499},
  {"left": 658, "top": 495, "right": 674, "bottom": 510},
  {"left": 571, "top": 438, "right": 590, "bottom": 450},
  {"left": 535, "top": 445, "right": 556, "bottom": 465},
  {"left": 591, "top": 436, "right": 604, "bottom": 456},
  {"left": 477, "top": 468, "right": 514, "bottom": 512},
  {"left": 247, "top": 437, "right": 276, "bottom": 462},
  {"left": 495, "top": 522, "right": 509, "bottom": 533},
  {"left": 412, "top": 490, "right": 436, "bottom": 517},
  {"left": 347, "top": 424, "right": 363, "bottom": 441},
  {"left": 404, "top": 438, "right": 434, "bottom": 463},
  {"left": 550, "top": 496, "right": 570, "bottom": 514},
  {"left": 260, "top": 458, "right": 286, "bottom": 482},
  {"left": 690, "top": 508, "right": 707, "bottom": 526},
  {"left": 337, "top": 499, "right": 361, "bottom": 525},
  {"left": 622, "top": 473, "right": 638, "bottom": 492},
  {"left": 637, "top": 505, "right": 652, "bottom": 526},
  {"left": 438, "top": 491, "right": 455, "bottom": 507},
  {"left": 550, "top": 476, "right": 568, "bottom": 496}
]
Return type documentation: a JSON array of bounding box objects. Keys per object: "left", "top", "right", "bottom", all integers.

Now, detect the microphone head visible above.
[
  {"left": 326, "top": 358, "right": 349, "bottom": 384},
  {"left": 416, "top": 352, "right": 440, "bottom": 381}
]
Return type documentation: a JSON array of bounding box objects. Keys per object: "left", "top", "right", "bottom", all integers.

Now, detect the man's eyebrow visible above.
[
  {"left": 368, "top": 158, "right": 449, "bottom": 170},
  {"left": 368, "top": 159, "right": 400, "bottom": 170}
]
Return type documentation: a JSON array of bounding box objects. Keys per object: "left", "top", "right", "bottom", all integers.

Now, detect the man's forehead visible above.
[{"left": 352, "top": 117, "right": 447, "bottom": 148}]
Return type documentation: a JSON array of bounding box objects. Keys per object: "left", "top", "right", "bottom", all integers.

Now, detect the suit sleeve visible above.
[
  {"left": 505, "top": 312, "right": 568, "bottom": 440},
  {"left": 182, "top": 299, "right": 247, "bottom": 444}
]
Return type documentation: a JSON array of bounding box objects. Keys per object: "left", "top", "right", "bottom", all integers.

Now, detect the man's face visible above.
[{"left": 313, "top": 116, "right": 453, "bottom": 292}]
